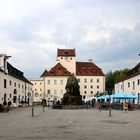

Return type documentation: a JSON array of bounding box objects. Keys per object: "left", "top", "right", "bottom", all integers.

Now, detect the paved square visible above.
[{"left": 0, "top": 107, "right": 140, "bottom": 140}]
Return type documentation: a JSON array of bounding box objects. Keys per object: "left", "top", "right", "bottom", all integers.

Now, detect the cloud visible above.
[{"left": 0, "top": 0, "right": 140, "bottom": 77}]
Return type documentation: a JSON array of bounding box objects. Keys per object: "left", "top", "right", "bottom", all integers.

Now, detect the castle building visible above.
[
  {"left": 30, "top": 48, "right": 105, "bottom": 102},
  {"left": 0, "top": 54, "right": 33, "bottom": 107},
  {"left": 115, "top": 62, "right": 140, "bottom": 102}
]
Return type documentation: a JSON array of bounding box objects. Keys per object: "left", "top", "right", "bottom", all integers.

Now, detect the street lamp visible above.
[
  {"left": 42, "top": 76, "right": 46, "bottom": 112},
  {"left": 108, "top": 89, "right": 112, "bottom": 117},
  {"left": 32, "top": 90, "right": 34, "bottom": 117}
]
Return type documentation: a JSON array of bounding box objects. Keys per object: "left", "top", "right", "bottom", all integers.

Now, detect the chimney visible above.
[
  {"left": 88, "top": 59, "right": 92, "bottom": 62},
  {"left": 0, "top": 54, "right": 11, "bottom": 74}
]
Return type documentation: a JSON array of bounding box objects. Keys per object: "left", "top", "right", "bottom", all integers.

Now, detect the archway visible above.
[{"left": 13, "top": 89, "right": 17, "bottom": 103}]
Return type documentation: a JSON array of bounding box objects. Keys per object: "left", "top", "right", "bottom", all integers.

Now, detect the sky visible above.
[{"left": 0, "top": 0, "right": 140, "bottom": 78}]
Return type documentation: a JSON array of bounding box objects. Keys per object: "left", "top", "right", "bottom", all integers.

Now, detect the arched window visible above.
[{"left": 13, "top": 89, "right": 17, "bottom": 94}]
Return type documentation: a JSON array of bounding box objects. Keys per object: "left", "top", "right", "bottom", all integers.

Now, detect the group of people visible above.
[{"left": 121, "top": 102, "right": 132, "bottom": 111}]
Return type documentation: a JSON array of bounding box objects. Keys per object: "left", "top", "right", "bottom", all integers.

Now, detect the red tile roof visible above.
[
  {"left": 40, "top": 69, "right": 48, "bottom": 77},
  {"left": 76, "top": 62, "right": 105, "bottom": 76},
  {"left": 41, "top": 63, "right": 72, "bottom": 77},
  {"left": 57, "top": 48, "right": 76, "bottom": 57}
]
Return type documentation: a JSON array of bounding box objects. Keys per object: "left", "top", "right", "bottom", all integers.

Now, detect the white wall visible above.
[
  {"left": 44, "top": 76, "right": 68, "bottom": 102},
  {"left": 57, "top": 56, "right": 76, "bottom": 75},
  {"left": 30, "top": 78, "right": 44, "bottom": 102},
  {"left": 0, "top": 71, "right": 32, "bottom": 106},
  {"left": 77, "top": 76, "right": 105, "bottom": 99},
  {"left": 115, "top": 74, "right": 140, "bottom": 96}
]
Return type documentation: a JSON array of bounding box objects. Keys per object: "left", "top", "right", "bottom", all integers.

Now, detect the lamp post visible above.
[
  {"left": 108, "top": 89, "right": 112, "bottom": 117},
  {"left": 43, "top": 76, "right": 46, "bottom": 112},
  {"left": 32, "top": 90, "right": 34, "bottom": 117}
]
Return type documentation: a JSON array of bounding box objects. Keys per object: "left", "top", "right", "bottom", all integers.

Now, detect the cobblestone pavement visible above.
[{"left": 0, "top": 106, "right": 140, "bottom": 140}]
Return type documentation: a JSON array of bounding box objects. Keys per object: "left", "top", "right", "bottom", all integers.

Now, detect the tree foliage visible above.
[
  {"left": 62, "top": 75, "right": 83, "bottom": 105},
  {"left": 105, "top": 68, "right": 130, "bottom": 91}
]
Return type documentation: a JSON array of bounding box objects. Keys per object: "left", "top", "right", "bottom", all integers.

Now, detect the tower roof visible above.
[{"left": 57, "top": 48, "right": 76, "bottom": 57}]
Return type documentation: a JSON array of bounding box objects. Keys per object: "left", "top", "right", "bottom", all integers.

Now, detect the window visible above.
[
  {"left": 18, "top": 95, "right": 20, "bottom": 102},
  {"left": 138, "top": 79, "right": 140, "bottom": 85},
  {"left": 83, "top": 95, "right": 86, "bottom": 99},
  {"left": 22, "top": 85, "right": 24, "bottom": 89},
  {"left": 97, "top": 78, "right": 99, "bottom": 83},
  {"left": 54, "top": 90, "right": 57, "bottom": 94},
  {"left": 84, "top": 85, "right": 87, "bottom": 88},
  {"left": 90, "top": 79, "right": 93, "bottom": 83},
  {"left": 47, "top": 80, "right": 50, "bottom": 85},
  {"left": 78, "top": 78, "right": 80, "bottom": 82},
  {"left": 60, "top": 80, "right": 63, "bottom": 85},
  {"left": 84, "top": 78, "right": 87, "bottom": 83},
  {"left": 133, "top": 82, "right": 135, "bottom": 90},
  {"left": 91, "top": 85, "right": 93, "bottom": 89},
  {"left": 97, "top": 85, "right": 99, "bottom": 89},
  {"left": 35, "top": 93, "right": 38, "bottom": 97},
  {"left": 28, "top": 93, "right": 31, "bottom": 97},
  {"left": 84, "top": 91, "right": 87, "bottom": 94},
  {"left": 60, "top": 89, "right": 63, "bottom": 94},
  {"left": 54, "top": 80, "right": 57, "bottom": 85},
  {"left": 47, "top": 90, "right": 51, "bottom": 94},
  {"left": 14, "top": 82, "right": 16, "bottom": 87},
  {"left": 4, "top": 79, "right": 7, "bottom": 88},
  {"left": 128, "top": 82, "right": 130, "bottom": 88},
  {"left": 9, "top": 81, "right": 12, "bottom": 86},
  {"left": 10, "top": 94, "right": 12, "bottom": 98},
  {"left": 91, "top": 91, "right": 93, "bottom": 94},
  {"left": 40, "top": 89, "right": 42, "bottom": 91},
  {"left": 40, "top": 82, "right": 42, "bottom": 85},
  {"left": 18, "top": 84, "right": 20, "bottom": 88}
]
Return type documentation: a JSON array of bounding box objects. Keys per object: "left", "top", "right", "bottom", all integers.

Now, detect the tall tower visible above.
[{"left": 56, "top": 48, "right": 76, "bottom": 75}]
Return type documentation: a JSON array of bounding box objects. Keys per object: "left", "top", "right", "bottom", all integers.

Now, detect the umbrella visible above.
[{"left": 111, "top": 92, "right": 137, "bottom": 99}]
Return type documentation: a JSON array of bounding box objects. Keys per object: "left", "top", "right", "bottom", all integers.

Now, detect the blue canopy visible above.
[
  {"left": 111, "top": 92, "right": 138, "bottom": 99},
  {"left": 97, "top": 95, "right": 110, "bottom": 100},
  {"left": 97, "top": 96, "right": 105, "bottom": 99}
]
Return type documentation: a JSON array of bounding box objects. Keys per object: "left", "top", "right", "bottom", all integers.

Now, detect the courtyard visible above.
[{"left": 0, "top": 107, "right": 140, "bottom": 140}]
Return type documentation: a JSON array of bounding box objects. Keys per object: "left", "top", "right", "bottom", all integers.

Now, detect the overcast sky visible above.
[{"left": 0, "top": 0, "right": 140, "bottom": 78}]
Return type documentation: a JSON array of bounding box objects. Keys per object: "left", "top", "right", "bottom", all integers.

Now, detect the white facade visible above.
[
  {"left": 115, "top": 62, "right": 140, "bottom": 103},
  {"left": 77, "top": 76, "right": 105, "bottom": 99},
  {"left": 115, "top": 74, "right": 140, "bottom": 96},
  {"left": 44, "top": 76, "right": 68, "bottom": 102},
  {"left": 29, "top": 78, "right": 44, "bottom": 102},
  {"left": 0, "top": 54, "right": 33, "bottom": 107}
]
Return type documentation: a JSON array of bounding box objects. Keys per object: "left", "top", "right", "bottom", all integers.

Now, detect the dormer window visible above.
[
  {"left": 64, "top": 51, "right": 68, "bottom": 60},
  {"left": 64, "top": 51, "right": 68, "bottom": 56}
]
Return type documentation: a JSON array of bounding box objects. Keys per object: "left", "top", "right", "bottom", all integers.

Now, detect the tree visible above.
[
  {"left": 62, "top": 75, "right": 83, "bottom": 105},
  {"left": 105, "top": 68, "right": 130, "bottom": 91}
]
